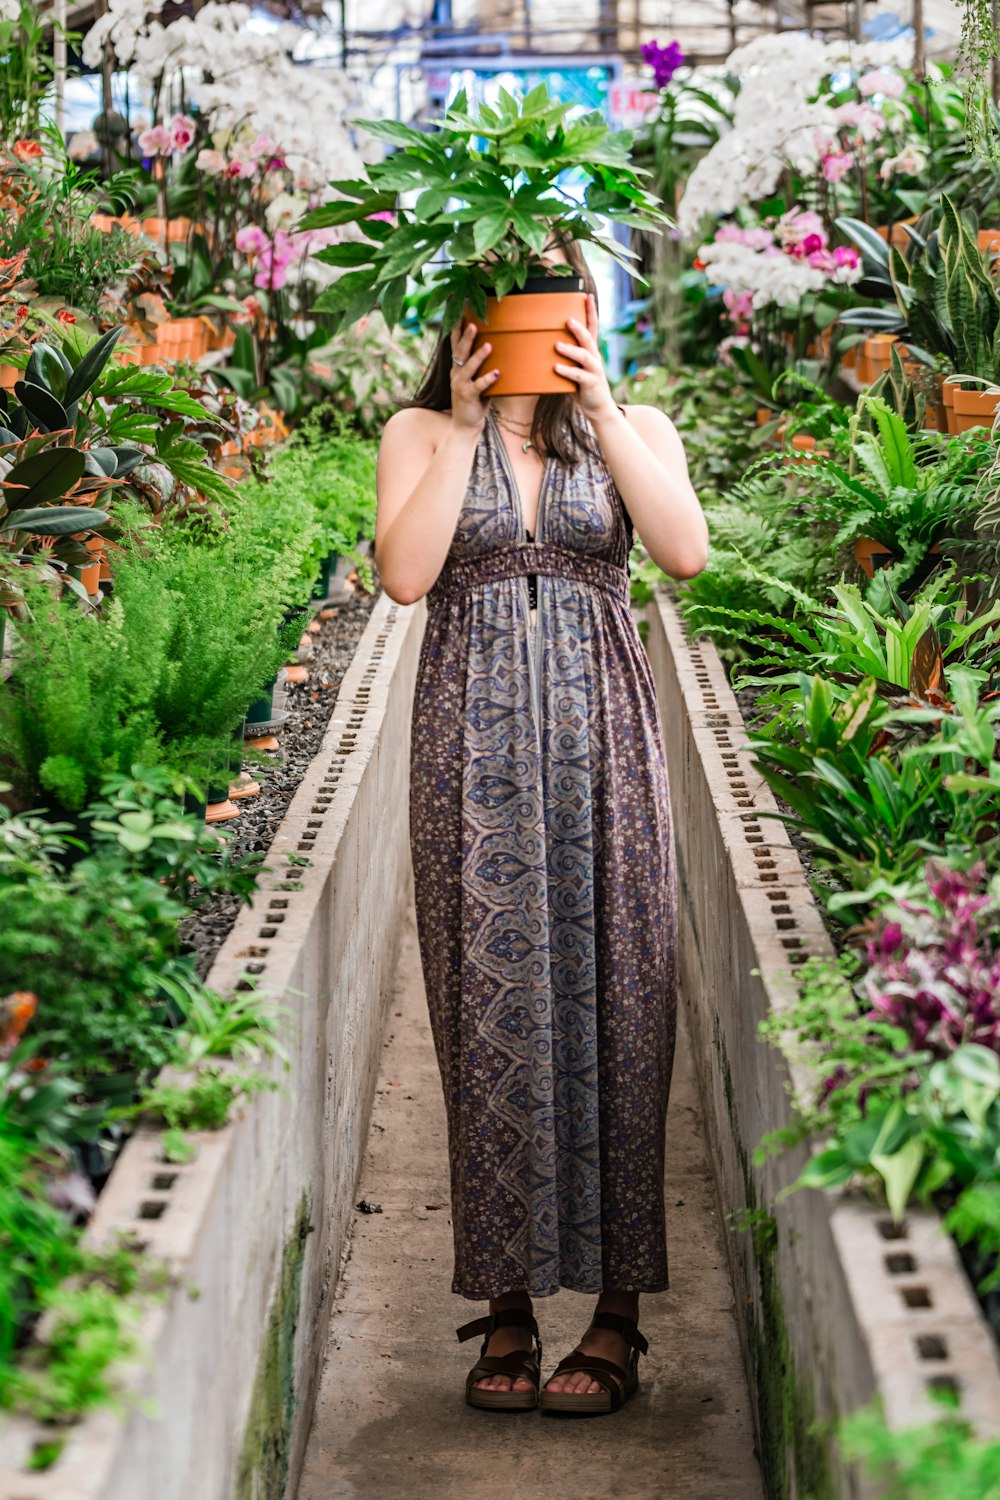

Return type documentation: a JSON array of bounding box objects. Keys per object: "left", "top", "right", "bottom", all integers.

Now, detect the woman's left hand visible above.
[{"left": 554, "top": 293, "right": 617, "bottom": 421}]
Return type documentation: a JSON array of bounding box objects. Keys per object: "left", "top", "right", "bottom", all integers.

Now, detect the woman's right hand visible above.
[{"left": 449, "top": 321, "right": 499, "bottom": 433}]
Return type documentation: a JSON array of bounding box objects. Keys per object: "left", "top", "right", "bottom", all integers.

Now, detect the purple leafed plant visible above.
[
  {"left": 641, "top": 39, "right": 686, "bottom": 90},
  {"left": 861, "top": 861, "right": 1000, "bottom": 1057}
]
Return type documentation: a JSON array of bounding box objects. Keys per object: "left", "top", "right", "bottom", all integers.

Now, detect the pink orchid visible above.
[
  {"left": 170, "top": 113, "right": 196, "bottom": 151},
  {"left": 834, "top": 245, "right": 860, "bottom": 269},
  {"left": 196, "top": 147, "right": 226, "bottom": 176},
  {"left": 235, "top": 224, "right": 270, "bottom": 256},
  {"left": 858, "top": 69, "right": 905, "bottom": 99},
  {"left": 723, "top": 287, "right": 754, "bottom": 324},
  {"left": 822, "top": 152, "right": 853, "bottom": 183},
  {"left": 138, "top": 124, "right": 173, "bottom": 156},
  {"left": 807, "top": 248, "right": 838, "bottom": 273}
]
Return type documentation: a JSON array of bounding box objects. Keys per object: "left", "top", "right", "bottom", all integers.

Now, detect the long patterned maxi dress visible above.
[{"left": 409, "top": 406, "right": 678, "bottom": 1302}]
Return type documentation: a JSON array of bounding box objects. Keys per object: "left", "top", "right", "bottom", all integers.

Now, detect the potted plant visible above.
[{"left": 299, "top": 84, "right": 670, "bottom": 395}]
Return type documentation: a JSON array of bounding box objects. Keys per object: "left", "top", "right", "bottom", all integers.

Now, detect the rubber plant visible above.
[{"left": 299, "top": 83, "right": 670, "bottom": 332}]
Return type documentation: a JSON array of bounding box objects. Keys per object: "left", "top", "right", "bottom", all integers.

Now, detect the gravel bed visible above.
[{"left": 181, "top": 584, "right": 380, "bottom": 979}]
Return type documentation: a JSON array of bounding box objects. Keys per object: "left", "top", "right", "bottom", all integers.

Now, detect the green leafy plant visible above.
[{"left": 301, "top": 83, "right": 669, "bottom": 331}]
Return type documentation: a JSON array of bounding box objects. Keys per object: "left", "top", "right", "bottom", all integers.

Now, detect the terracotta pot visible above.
[
  {"left": 466, "top": 277, "right": 588, "bottom": 396},
  {"left": 859, "top": 334, "right": 898, "bottom": 385},
  {"left": 855, "top": 536, "right": 943, "bottom": 580},
  {"left": 978, "top": 230, "right": 1000, "bottom": 255},
  {"left": 875, "top": 217, "right": 918, "bottom": 250},
  {"left": 951, "top": 386, "right": 1000, "bottom": 433},
  {"left": 203, "top": 317, "right": 237, "bottom": 352},
  {"left": 941, "top": 378, "right": 958, "bottom": 434},
  {"left": 854, "top": 536, "right": 895, "bottom": 578},
  {"left": 785, "top": 432, "right": 829, "bottom": 465},
  {"left": 0, "top": 363, "right": 21, "bottom": 389},
  {"left": 755, "top": 407, "right": 773, "bottom": 426},
  {"left": 140, "top": 216, "right": 203, "bottom": 246},
  {"left": 154, "top": 317, "right": 210, "bottom": 363}
]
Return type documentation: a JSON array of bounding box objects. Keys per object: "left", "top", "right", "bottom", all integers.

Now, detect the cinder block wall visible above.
[
  {"left": 644, "top": 593, "right": 1000, "bottom": 1498},
  {"left": 0, "top": 596, "right": 426, "bottom": 1500}
]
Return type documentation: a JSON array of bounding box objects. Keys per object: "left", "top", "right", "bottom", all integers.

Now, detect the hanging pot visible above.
[
  {"left": 951, "top": 386, "right": 1000, "bottom": 434},
  {"left": 466, "top": 274, "right": 588, "bottom": 397}
]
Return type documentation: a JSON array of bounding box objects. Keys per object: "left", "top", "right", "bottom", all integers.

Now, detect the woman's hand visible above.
[
  {"left": 554, "top": 293, "right": 617, "bottom": 421},
  {"left": 449, "top": 321, "right": 499, "bottom": 433}
]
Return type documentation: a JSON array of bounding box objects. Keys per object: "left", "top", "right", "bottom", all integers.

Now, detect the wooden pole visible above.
[
  {"left": 53, "top": 0, "right": 66, "bottom": 132},
  {"left": 911, "top": 0, "right": 924, "bottom": 82}
]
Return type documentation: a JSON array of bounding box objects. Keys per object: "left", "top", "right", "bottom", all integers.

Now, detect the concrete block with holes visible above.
[
  {"left": 645, "top": 592, "right": 1000, "bottom": 1500},
  {"left": 0, "top": 594, "right": 426, "bottom": 1500}
]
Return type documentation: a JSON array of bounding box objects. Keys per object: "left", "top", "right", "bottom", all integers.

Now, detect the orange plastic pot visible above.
[
  {"left": 951, "top": 386, "right": 1000, "bottom": 433},
  {"left": 941, "top": 378, "right": 958, "bottom": 434},
  {"left": 978, "top": 230, "right": 1000, "bottom": 255},
  {"left": 466, "top": 279, "right": 588, "bottom": 396}
]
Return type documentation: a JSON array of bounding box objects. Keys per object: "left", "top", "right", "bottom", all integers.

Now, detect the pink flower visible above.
[
  {"left": 170, "top": 113, "right": 196, "bottom": 151},
  {"left": 196, "top": 147, "right": 226, "bottom": 176},
  {"left": 822, "top": 151, "right": 853, "bottom": 183},
  {"left": 138, "top": 124, "right": 173, "bottom": 156},
  {"left": 366, "top": 210, "right": 394, "bottom": 224},
  {"left": 807, "top": 248, "right": 838, "bottom": 273},
  {"left": 834, "top": 245, "right": 860, "bottom": 269},
  {"left": 248, "top": 132, "right": 279, "bottom": 159},
  {"left": 723, "top": 287, "right": 754, "bottom": 323},
  {"left": 858, "top": 69, "right": 905, "bottom": 99},
  {"left": 235, "top": 224, "right": 270, "bottom": 255}
]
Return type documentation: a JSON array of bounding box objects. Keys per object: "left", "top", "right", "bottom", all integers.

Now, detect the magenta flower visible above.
[
  {"left": 641, "top": 39, "right": 686, "bottom": 90},
  {"left": 170, "top": 113, "right": 197, "bottom": 151}
]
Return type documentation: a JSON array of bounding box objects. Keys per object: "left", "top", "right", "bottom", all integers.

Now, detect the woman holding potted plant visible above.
[
  {"left": 377, "top": 253, "right": 707, "bottom": 1420},
  {"left": 309, "top": 85, "right": 707, "bottom": 1417}
]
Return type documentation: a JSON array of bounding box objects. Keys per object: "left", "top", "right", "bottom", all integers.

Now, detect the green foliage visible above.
[
  {"left": 301, "top": 83, "right": 669, "bottom": 331},
  {"left": 839, "top": 1398, "right": 1000, "bottom": 1499}
]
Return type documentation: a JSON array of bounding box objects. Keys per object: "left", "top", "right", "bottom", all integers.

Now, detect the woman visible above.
[{"left": 375, "top": 242, "right": 708, "bottom": 1416}]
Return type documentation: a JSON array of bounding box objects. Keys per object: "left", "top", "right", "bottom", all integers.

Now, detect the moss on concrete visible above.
[
  {"left": 716, "top": 1023, "right": 835, "bottom": 1500},
  {"left": 235, "top": 1193, "right": 314, "bottom": 1500}
]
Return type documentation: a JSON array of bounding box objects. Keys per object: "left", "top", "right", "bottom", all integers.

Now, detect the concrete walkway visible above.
[{"left": 297, "top": 906, "right": 765, "bottom": 1500}]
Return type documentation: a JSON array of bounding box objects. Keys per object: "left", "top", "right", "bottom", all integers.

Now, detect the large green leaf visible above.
[
  {"left": 2, "top": 447, "right": 86, "bottom": 507},
  {"left": 13, "top": 381, "right": 69, "bottom": 433},
  {"left": 63, "top": 325, "right": 125, "bottom": 408},
  {"left": 0, "top": 504, "right": 109, "bottom": 535}
]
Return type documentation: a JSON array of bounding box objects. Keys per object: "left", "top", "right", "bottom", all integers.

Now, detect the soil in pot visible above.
[{"left": 467, "top": 275, "right": 587, "bottom": 396}]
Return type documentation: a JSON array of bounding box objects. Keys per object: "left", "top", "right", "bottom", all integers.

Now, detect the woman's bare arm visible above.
[
  {"left": 554, "top": 299, "right": 709, "bottom": 580},
  {"left": 375, "top": 325, "right": 499, "bottom": 605}
]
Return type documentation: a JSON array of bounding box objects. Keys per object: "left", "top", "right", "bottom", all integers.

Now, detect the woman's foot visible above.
[
  {"left": 544, "top": 1291, "right": 639, "bottom": 1396},
  {"left": 473, "top": 1289, "right": 536, "bottom": 1393}
]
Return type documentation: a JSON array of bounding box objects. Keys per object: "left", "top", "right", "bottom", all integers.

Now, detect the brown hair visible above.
[{"left": 408, "top": 237, "right": 601, "bottom": 465}]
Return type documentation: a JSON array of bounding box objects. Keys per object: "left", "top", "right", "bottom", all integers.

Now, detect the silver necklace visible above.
[{"left": 494, "top": 411, "right": 536, "bottom": 452}]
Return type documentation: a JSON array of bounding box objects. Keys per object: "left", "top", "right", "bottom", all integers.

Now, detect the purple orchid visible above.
[{"left": 641, "top": 39, "right": 686, "bottom": 91}]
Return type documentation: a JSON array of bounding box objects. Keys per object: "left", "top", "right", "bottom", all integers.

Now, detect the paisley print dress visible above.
[{"left": 409, "top": 406, "right": 678, "bottom": 1301}]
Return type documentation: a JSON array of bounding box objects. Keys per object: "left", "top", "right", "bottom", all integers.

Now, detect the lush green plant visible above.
[
  {"left": 303, "top": 313, "right": 429, "bottom": 438},
  {"left": 839, "top": 1397, "right": 1000, "bottom": 1499},
  {"left": 302, "top": 83, "right": 669, "bottom": 331},
  {"left": 0, "top": 130, "right": 141, "bottom": 318}
]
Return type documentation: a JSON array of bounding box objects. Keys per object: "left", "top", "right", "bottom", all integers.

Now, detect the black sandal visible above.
[
  {"left": 539, "top": 1312, "right": 647, "bottom": 1415},
  {"left": 457, "top": 1307, "right": 542, "bottom": 1411}
]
